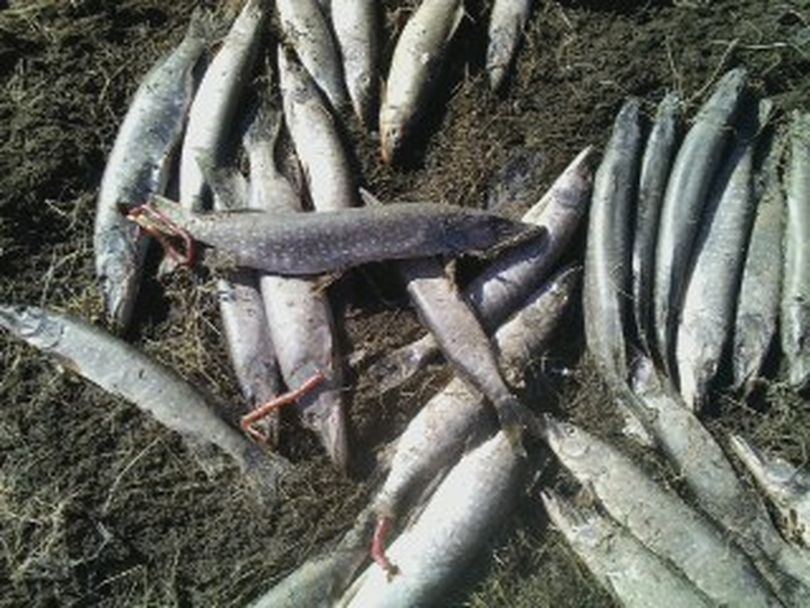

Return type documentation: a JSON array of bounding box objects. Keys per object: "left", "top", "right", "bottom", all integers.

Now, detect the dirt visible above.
[{"left": 1, "top": 0, "right": 810, "bottom": 606}]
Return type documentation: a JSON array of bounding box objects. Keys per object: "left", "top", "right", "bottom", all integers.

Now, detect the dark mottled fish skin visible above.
[
  {"left": 583, "top": 99, "right": 643, "bottom": 389},
  {"left": 782, "top": 111, "right": 810, "bottom": 392},
  {"left": 732, "top": 129, "right": 786, "bottom": 394},
  {"left": 0, "top": 304, "right": 289, "bottom": 503},
  {"left": 676, "top": 99, "right": 769, "bottom": 411},
  {"left": 486, "top": 0, "right": 533, "bottom": 91},
  {"left": 140, "top": 196, "right": 534, "bottom": 275},
  {"left": 95, "top": 14, "right": 208, "bottom": 330},
  {"left": 653, "top": 68, "right": 748, "bottom": 372},
  {"left": 632, "top": 92, "right": 681, "bottom": 356}
]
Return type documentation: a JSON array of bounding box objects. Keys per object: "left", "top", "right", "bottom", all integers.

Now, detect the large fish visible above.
[
  {"left": 653, "top": 68, "right": 748, "bottom": 371},
  {"left": 94, "top": 12, "right": 209, "bottom": 330},
  {"left": 331, "top": 0, "right": 378, "bottom": 125},
  {"left": 380, "top": 0, "right": 464, "bottom": 163},
  {"left": 486, "top": 0, "right": 533, "bottom": 91},
  {"left": 781, "top": 110, "right": 810, "bottom": 392},
  {"left": 0, "top": 304, "right": 289, "bottom": 503}
]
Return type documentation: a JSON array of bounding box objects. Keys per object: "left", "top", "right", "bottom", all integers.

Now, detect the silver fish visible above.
[
  {"left": 486, "top": 0, "right": 533, "bottom": 91},
  {"left": 276, "top": 0, "right": 347, "bottom": 110},
  {"left": 380, "top": 0, "right": 464, "bottom": 163},
  {"left": 0, "top": 304, "right": 289, "bottom": 503},
  {"left": 95, "top": 13, "right": 208, "bottom": 330},
  {"left": 653, "top": 67, "right": 748, "bottom": 371},
  {"left": 542, "top": 490, "right": 714, "bottom": 608},
  {"left": 781, "top": 110, "right": 810, "bottom": 391},
  {"left": 331, "top": 0, "right": 378, "bottom": 125}
]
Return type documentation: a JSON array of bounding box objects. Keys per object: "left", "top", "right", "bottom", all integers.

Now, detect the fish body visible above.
[
  {"left": 782, "top": 111, "right": 810, "bottom": 391},
  {"left": 95, "top": 15, "right": 207, "bottom": 329},
  {"left": 380, "top": 0, "right": 464, "bottom": 163},
  {"left": 331, "top": 0, "right": 378, "bottom": 125},
  {"left": 653, "top": 68, "right": 748, "bottom": 370},
  {"left": 486, "top": 0, "right": 533, "bottom": 90}
]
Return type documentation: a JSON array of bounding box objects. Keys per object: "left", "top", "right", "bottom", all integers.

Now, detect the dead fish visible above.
[
  {"left": 278, "top": 48, "right": 360, "bottom": 212},
  {"left": 380, "top": 0, "right": 464, "bottom": 163},
  {"left": 331, "top": 0, "right": 378, "bottom": 126},
  {"left": 94, "top": 11, "right": 209, "bottom": 330},
  {"left": 676, "top": 99, "right": 769, "bottom": 411},
  {"left": 0, "top": 304, "right": 289, "bottom": 503},
  {"left": 130, "top": 196, "right": 534, "bottom": 276},
  {"left": 276, "top": 0, "right": 347, "bottom": 110},
  {"left": 542, "top": 490, "right": 714, "bottom": 608},
  {"left": 631, "top": 92, "right": 681, "bottom": 356},
  {"left": 732, "top": 127, "right": 786, "bottom": 395},
  {"left": 653, "top": 67, "right": 748, "bottom": 371},
  {"left": 338, "top": 431, "right": 525, "bottom": 608},
  {"left": 781, "top": 110, "right": 810, "bottom": 392},
  {"left": 731, "top": 435, "right": 810, "bottom": 549},
  {"left": 486, "top": 0, "right": 533, "bottom": 91},
  {"left": 542, "top": 416, "right": 780, "bottom": 607},
  {"left": 179, "top": 0, "right": 266, "bottom": 212},
  {"left": 244, "top": 109, "right": 348, "bottom": 468},
  {"left": 366, "top": 147, "right": 592, "bottom": 392}
]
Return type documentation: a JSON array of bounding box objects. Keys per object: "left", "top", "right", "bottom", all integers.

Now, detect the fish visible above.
[
  {"left": 244, "top": 108, "right": 348, "bottom": 468},
  {"left": 653, "top": 67, "right": 748, "bottom": 372},
  {"left": 541, "top": 490, "right": 714, "bottom": 608},
  {"left": 0, "top": 304, "right": 289, "bottom": 503},
  {"left": 676, "top": 99, "right": 769, "bottom": 411},
  {"left": 781, "top": 110, "right": 810, "bottom": 392},
  {"left": 130, "top": 196, "right": 534, "bottom": 276},
  {"left": 331, "top": 0, "right": 378, "bottom": 126},
  {"left": 542, "top": 415, "right": 781, "bottom": 607},
  {"left": 730, "top": 435, "right": 810, "bottom": 549},
  {"left": 631, "top": 92, "right": 681, "bottom": 356},
  {"left": 366, "top": 147, "right": 592, "bottom": 392},
  {"left": 276, "top": 0, "right": 347, "bottom": 110},
  {"left": 179, "top": 0, "right": 266, "bottom": 213},
  {"left": 380, "top": 0, "right": 464, "bottom": 163},
  {"left": 338, "top": 431, "right": 525, "bottom": 608},
  {"left": 94, "top": 12, "right": 209, "bottom": 330},
  {"left": 732, "top": 127, "right": 786, "bottom": 394},
  {"left": 486, "top": 0, "right": 533, "bottom": 91},
  {"left": 278, "top": 48, "right": 359, "bottom": 212}
]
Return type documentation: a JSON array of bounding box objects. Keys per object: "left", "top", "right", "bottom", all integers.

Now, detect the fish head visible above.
[
  {"left": 442, "top": 212, "right": 538, "bottom": 254},
  {"left": 95, "top": 224, "right": 143, "bottom": 330},
  {"left": 541, "top": 415, "right": 592, "bottom": 462},
  {"left": 379, "top": 109, "right": 404, "bottom": 165},
  {"left": 0, "top": 303, "right": 64, "bottom": 349}
]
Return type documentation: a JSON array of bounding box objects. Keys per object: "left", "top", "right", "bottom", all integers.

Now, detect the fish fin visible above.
[{"left": 358, "top": 187, "right": 384, "bottom": 207}]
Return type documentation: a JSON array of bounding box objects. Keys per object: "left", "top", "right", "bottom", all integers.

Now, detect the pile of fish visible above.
[{"left": 540, "top": 68, "right": 810, "bottom": 606}]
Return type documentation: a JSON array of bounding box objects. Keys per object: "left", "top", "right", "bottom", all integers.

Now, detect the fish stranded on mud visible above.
[
  {"left": 94, "top": 12, "right": 209, "bottom": 331},
  {"left": 486, "top": 0, "right": 533, "bottom": 91},
  {"left": 331, "top": 0, "right": 378, "bottom": 126},
  {"left": 129, "top": 196, "right": 536, "bottom": 275},
  {"left": 0, "top": 304, "right": 289, "bottom": 504}
]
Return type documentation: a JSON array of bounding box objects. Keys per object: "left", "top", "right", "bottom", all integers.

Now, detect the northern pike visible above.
[
  {"left": 0, "top": 304, "right": 289, "bottom": 503},
  {"left": 653, "top": 68, "right": 748, "bottom": 371},
  {"left": 331, "top": 0, "right": 378, "bottom": 125},
  {"left": 631, "top": 92, "right": 681, "bottom": 355},
  {"left": 486, "top": 0, "right": 533, "bottom": 91},
  {"left": 542, "top": 415, "right": 780, "bottom": 606},
  {"left": 95, "top": 12, "right": 208, "bottom": 330},
  {"left": 676, "top": 99, "right": 768, "bottom": 410},
  {"left": 782, "top": 111, "right": 810, "bottom": 391},
  {"left": 338, "top": 431, "right": 525, "bottom": 608},
  {"left": 130, "top": 196, "right": 534, "bottom": 275},
  {"left": 179, "top": 0, "right": 266, "bottom": 212},
  {"left": 380, "top": 0, "right": 464, "bottom": 163},
  {"left": 276, "top": 0, "right": 347, "bottom": 110},
  {"left": 542, "top": 490, "right": 714, "bottom": 608},
  {"left": 732, "top": 128, "right": 786, "bottom": 394}
]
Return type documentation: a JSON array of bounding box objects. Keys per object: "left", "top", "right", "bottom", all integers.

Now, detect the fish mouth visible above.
[{"left": 314, "top": 401, "right": 349, "bottom": 471}]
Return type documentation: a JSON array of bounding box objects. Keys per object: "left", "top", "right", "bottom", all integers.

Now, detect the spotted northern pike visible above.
[
  {"left": 95, "top": 12, "right": 208, "bottom": 330},
  {"left": 0, "top": 304, "right": 289, "bottom": 503},
  {"left": 332, "top": 0, "right": 378, "bottom": 126},
  {"left": 486, "top": 0, "right": 533, "bottom": 90}
]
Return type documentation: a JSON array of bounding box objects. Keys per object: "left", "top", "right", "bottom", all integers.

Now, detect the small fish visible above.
[
  {"left": 542, "top": 490, "right": 714, "bottom": 608},
  {"left": 653, "top": 68, "right": 748, "bottom": 371},
  {"left": 131, "top": 196, "right": 534, "bottom": 276},
  {"left": 0, "top": 304, "right": 289, "bottom": 503},
  {"left": 781, "top": 111, "right": 810, "bottom": 392},
  {"left": 95, "top": 12, "right": 209, "bottom": 330},
  {"left": 380, "top": 0, "right": 464, "bottom": 163},
  {"left": 331, "top": 0, "right": 378, "bottom": 126},
  {"left": 486, "top": 0, "right": 533, "bottom": 91}
]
